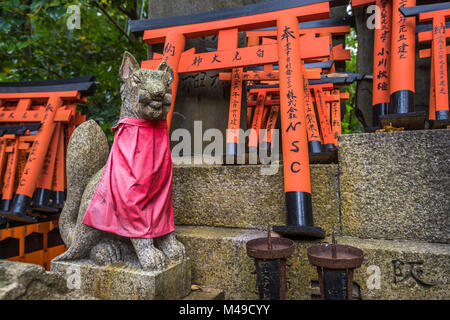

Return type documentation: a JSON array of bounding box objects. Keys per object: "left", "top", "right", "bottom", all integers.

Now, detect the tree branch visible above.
[
  {"left": 37, "top": 61, "right": 62, "bottom": 78},
  {"left": 118, "top": 6, "right": 136, "bottom": 20},
  {"left": 92, "top": 2, "right": 133, "bottom": 43}
]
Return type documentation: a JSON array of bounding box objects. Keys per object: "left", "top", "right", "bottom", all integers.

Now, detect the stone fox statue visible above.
[{"left": 53, "top": 52, "right": 185, "bottom": 271}]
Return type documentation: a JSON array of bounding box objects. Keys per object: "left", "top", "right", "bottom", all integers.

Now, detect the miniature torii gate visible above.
[
  {"left": 0, "top": 78, "right": 93, "bottom": 222},
  {"left": 221, "top": 17, "right": 352, "bottom": 159},
  {"left": 130, "top": 0, "right": 333, "bottom": 238},
  {"left": 353, "top": 0, "right": 430, "bottom": 129},
  {"left": 146, "top": 33, "right": 330, "bottom": 159},
  {"left": 230, "top": 71, "right": 351, "bottom": 163},
  {"left": 0, "top": 219, "right": 66, "bottom": 270},
  {"left": 239, "top": 17, "right": 352, "bottom": 156},
  {"left": 400, "top": 2, "right": 450, "bottom": 127},
  {"left": 241, "top": 61, "right": 333, "bottom": 138},
  {"left": 417, "top": 21, "right": 450, "bottom": 128},
  {"left": 246, "top": 16, "right": 352, "bottom": 73},
  {"left": 242, "top": 17, "right": 352, "bottom": 156},
  {"left": 242, "top": 61, "right": 346, "bottom": 158},
  {"left": 219, "top": 33, "right": 330, "bottom": 158}
]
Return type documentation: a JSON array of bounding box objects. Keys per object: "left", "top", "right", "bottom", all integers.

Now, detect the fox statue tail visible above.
[{"left": 58, "top": 120, "right": 109, "bottom": 248}]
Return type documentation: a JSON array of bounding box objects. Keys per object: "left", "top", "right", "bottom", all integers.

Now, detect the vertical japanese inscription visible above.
[
  {"left": 277, "top": 16, "right": 311, "bottom": 193},
  {"left": 226, "top": 68, "right": 243, "bottom": 144},
  {"left": 397, "top": 0, "right": 409, "bottom": 60},
  {"left": 314, "top": 88, "right": 334, "bottom": 146},
  {"left": 432, "top": 17, "right": 448, "bottom": 112},
  {"left": 390, "top": 0, "right": 415, "bottom": 95},
  {"left": 373, "top": 0, "right": 391, "bottom": 101},
  {"left": 330, "top": 90, "right": 341, "bottom": 142},
  {"left": 302, "top": 72, "right": 320, "bottom": 143}
]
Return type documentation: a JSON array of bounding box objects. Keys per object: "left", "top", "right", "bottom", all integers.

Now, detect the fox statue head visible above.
[{"left": 119, "top": 51, "right": 174, "bottom": 121}]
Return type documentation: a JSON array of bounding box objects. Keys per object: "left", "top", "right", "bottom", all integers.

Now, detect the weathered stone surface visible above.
[
  {"left": 338, "top": 236, "right": 450, "bottom": 300},
  {"left": 59, "top": 119, "right": 109, "bottom": 247},
  {"left": 339, "top": 129, "right": 450, "bottom": 243},
  {"left": 183, "top": 286, "right": 225, "bottom": 300},
  {"left": 51, "top": 258, "right": 191, "bottom": 300},
  {"left": 175, "top": 226, "right": 450, "bottom": 300},
  {"left": 0, "top": 260, "right": 94, "bottom": 300},
  {"left": 172, "top": 164, "right": 340, "bottom": 234}
]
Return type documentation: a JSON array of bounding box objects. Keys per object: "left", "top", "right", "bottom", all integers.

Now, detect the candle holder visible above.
[
  {"left": 246, "top": 227, "right": 294, "bottom": 300},
  {"left": 307, "top": 233, "right": 364, "bottom": 300}
]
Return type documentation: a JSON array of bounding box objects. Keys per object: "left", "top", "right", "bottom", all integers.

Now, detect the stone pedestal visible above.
[{"left": 51, "top": 258, "right": 191, "bottom": 300}]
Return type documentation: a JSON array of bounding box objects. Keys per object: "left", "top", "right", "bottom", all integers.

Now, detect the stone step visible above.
[
  {"left": 172, "top": 164, "right": 340, "bottom": 234},
  {"left": 172, "top": 129, "right": 449, "bottom": 244},
  {"left": 174, "top": 225, "right": 450, "bottom": 300},
  {"left": 182, "top": 286, "right": 225, "bottom": 300},
  {"left": 338, "top": 129, "right": 449, "bottom": 244}
]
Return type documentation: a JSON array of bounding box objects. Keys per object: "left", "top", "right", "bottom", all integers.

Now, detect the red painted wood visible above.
[{"left": 143, "top": 3, "right": 330, "bottom": 44}]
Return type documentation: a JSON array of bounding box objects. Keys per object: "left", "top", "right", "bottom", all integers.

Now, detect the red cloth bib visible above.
[{"left": 82, "top": 117, "right": 175, "bottom": 239}]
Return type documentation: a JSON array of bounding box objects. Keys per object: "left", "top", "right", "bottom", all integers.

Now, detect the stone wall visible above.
[
  {"left": 339, "top": 129, "right": 450, "bottom": 243},
  {"left": 172, "top": 164, "right": 340, "bottom": 232}
]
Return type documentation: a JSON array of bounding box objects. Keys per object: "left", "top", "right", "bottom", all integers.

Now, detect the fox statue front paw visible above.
[
  {"left": 90, "top": 240, "right": 123, "bottom": 266},
  {"left": 155, "top": 232, "right": 186, "bottom": 262}
]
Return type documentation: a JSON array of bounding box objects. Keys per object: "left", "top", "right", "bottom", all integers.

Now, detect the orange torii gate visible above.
[
  {"left": 247, "top": 82, "right": 349, "bottom": 156},
  {"left": 146, "top": 34, "right": 330, "bottom": 159},
  {"left": 401, "top": 2, "right": 450, "bottom": 128},
  {"left": 245, "top": 16, "right": 352, "bottom": 73},
  {"left": 0, "top": 78, "right": 93, "bottom": 223},
  {"left": 381, "top": 0, "right": 429, "bottom": 129},
  {"left": 246, "top": 79, "right": 349, "bottom": 164},
  {"left": 130, "top": 0, "right": 333, "bottom": 238},
  {"left": 0, "top": 219, "right": 66, "bottom": 270},
  {"left": 223, "top": 65, "right": 326, "bottom": 157},
  {"left": 218, "top": 33, "right": 329, "bottom": 158},
  {"left": 417, "top": 22, "right": 450, "bottom": 128},
  {"left": 238, "top": 63, "right": 326, "bottom": 146}
]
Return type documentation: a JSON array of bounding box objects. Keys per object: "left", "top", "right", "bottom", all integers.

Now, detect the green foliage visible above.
[
  {"left": 342, "top": 28, "right": 365, "bottom": 134},
  {"left": 0, "top": 0, "right": 148, "bottom": 140}
]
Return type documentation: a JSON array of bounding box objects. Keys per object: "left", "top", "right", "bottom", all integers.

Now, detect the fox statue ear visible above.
[
  {"left": 157, "top": 60, "right": 174, "bottom": 86},
  {"left": 119, "top": 51, "right": 140, "bottom": 80}
]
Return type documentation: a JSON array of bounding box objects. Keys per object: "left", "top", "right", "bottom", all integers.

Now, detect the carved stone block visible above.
[{"left": 51, "top": 258, "right": 191, "bottom": 300}]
